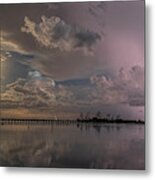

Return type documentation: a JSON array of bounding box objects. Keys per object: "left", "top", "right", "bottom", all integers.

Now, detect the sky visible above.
[{"left": 0, "top": 0, "right": 145, "bottom": 120}]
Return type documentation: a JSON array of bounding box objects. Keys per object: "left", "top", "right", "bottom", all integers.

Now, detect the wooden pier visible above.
[{"left": 0, "top": 118, "right": 76, "bottom": 125}]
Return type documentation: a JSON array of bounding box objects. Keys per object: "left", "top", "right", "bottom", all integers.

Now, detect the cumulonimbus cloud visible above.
[
  {"left": 1, "top": 71, "right": 56, "bottom": 108},
  {"left": 21, "top": 16, "right": 101, "bottom": 55},
  {"left": 1, "top": 70, "right": 74, "bottom": 109},
  {"left": 1, "top": 65, "right": 144, "bottom": 110},
  {"left": 90, "top": 65, "right": 144, "bottom": 106}
]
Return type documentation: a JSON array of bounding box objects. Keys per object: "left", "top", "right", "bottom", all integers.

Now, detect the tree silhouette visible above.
[
  {"left": 96, "top": 111, "right": 101, "bottom": 119},
  {"left": 116, "top": 114, "right": 120, "bottom": 119},
  {"left": 80, "top": 112, "right": 84, "bottom": 120},
  {"left": 106, "top": 113, "right": 111, "bottom": 119},
  {"left": 85, "top": 112, "right": 90, "bottom": 120}
]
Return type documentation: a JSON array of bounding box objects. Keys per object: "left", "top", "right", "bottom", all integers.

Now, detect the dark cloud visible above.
[
  {"left": 88, "top": 1, "right": 106, "bottom": 18},
  {"left": 21, "top": 15, "right": 101, "bottom": 55},
  {"left": 74, "top": 30, "right": 101, "bottom": 50},
  {"left": 1, "top": 2, "right": 106, "bottom": 81}
]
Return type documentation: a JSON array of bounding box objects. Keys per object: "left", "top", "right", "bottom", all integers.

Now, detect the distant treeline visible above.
[
  {"left": 76, "top": 118, "right": 144, "bottom": 124},
  {"left": 76, "top": 112, "right": 144, "bottom": 124}
]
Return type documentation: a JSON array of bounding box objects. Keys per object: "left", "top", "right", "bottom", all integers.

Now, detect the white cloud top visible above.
[{"left": 21, "top": 16, "right": 101, "bottom": 55}]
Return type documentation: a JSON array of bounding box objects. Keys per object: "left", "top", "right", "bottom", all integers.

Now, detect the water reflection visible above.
[{"left": 0, "top": 123, "right": 144, "bottom": 169}]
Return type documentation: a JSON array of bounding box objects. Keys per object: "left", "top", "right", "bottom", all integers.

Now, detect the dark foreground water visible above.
[{"left": 0, "top": 123, "right": 144, "bottom": 169}]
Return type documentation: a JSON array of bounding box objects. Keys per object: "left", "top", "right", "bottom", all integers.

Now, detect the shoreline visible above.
[{"left": 0, "top": 118, "right": 145, "bottom": 125}]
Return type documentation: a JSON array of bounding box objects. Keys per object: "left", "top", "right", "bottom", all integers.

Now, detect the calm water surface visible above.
[{"left": 0, "top": 123, "right": 144, "bottom": 169}]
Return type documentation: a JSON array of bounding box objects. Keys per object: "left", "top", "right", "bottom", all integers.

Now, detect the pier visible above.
[{"left": 0, "top": 118, "right": 76, "bottom": 125}]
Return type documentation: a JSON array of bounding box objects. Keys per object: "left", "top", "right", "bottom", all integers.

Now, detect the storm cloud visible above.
[
  {"left": 1, "top": 65, "right": 144, "bottom": 111},
  {"left": 90, "top": 65, "right": 144, "bottom": 107},
  {"left": 21, "top": 15, "right": 101, "bottom": 55}
]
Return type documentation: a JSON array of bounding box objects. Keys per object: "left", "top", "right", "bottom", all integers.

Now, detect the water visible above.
[{"left": 0, "top": 123, "right": 145, "bottom": 169}]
